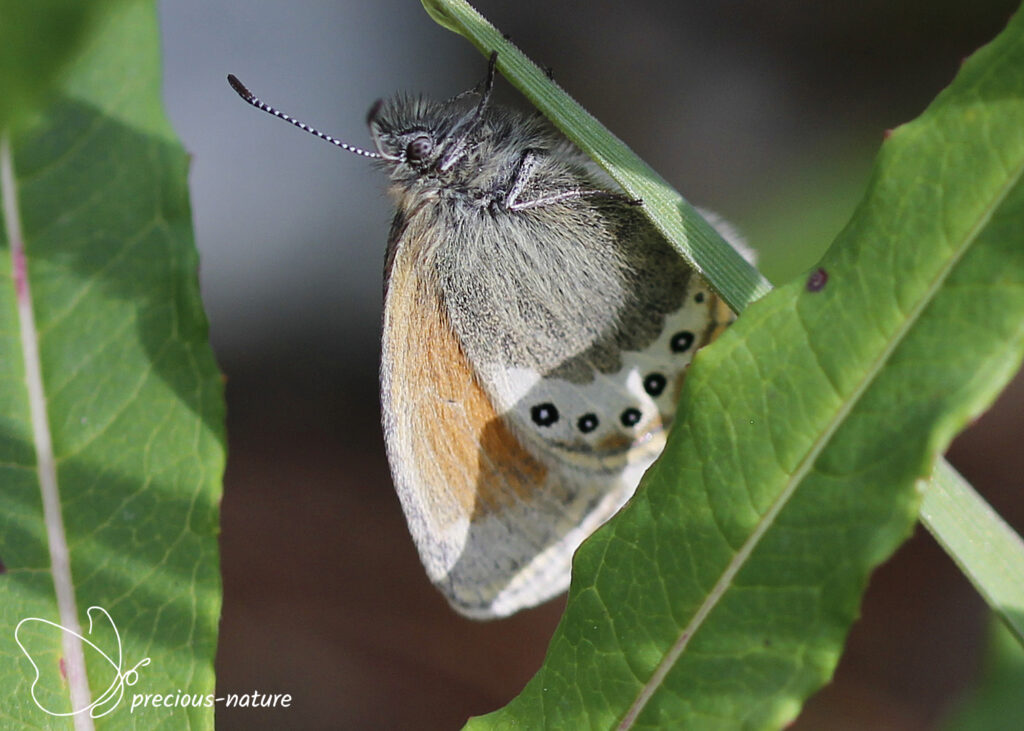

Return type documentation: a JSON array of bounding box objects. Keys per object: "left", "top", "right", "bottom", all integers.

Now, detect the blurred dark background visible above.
[{"left": 159, "top": 1, "right": 1024, "bottom": 728}]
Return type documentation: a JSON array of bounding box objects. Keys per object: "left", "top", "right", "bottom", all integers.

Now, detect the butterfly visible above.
[{"left": 228, "top": 53, "right": 739, "bottom": 618}]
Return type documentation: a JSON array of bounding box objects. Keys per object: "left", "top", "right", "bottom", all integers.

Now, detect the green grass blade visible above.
[
  {"left": 421, "top": 0, "right": 773, "bottom": 313},
  {"left": 0, "top": 1, "right": 224, "bottom": 727},
  {"left": 438, "top": 4, "right": 1024, "bottom": 728},
  {"left": 921, "top": 462, "right": 1024, "bottom": 644}
]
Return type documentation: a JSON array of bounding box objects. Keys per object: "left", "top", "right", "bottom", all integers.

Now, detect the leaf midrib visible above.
[{"left": 3, "top": 133, "right": 95, "bottom": 729}]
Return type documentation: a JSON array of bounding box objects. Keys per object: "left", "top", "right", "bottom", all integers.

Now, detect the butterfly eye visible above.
[{"left": 405, "top": 135, "right": 434, "bottom": 162}]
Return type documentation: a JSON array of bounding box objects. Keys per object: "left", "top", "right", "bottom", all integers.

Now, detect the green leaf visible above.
[
  {"left": 424, "top": 8, "right": 1024, "bottom": 637},
  {"left": 461, "top": 5, "right": 1024, "bottom": 730},
  {"left": 0, "top": 1, "right": 224, "bottom": 728},
  {"left": 0, "top": 0, "right": 128, "bottom": 131}
]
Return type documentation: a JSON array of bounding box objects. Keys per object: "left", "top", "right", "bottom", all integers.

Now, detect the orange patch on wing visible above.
[
  {"left": 384, "top": 242, "right": 547, "bottom": 522},
  {"left": 596, "top": 431, "right": 635, "bottom": 453}
]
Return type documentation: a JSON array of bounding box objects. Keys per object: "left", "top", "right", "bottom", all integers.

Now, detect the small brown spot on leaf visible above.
[{"left": 806, "top": 267, "right": 828, "bottom": 292}]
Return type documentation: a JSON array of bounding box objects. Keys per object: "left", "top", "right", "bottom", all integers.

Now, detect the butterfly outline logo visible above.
[{"left": 14, "top": 605, "right": 151, "bottom": 718}]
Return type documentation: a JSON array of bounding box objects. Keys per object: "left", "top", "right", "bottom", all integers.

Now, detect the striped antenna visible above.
[{"left": 227, "top": 74, "right": 382, "bottom": 159}]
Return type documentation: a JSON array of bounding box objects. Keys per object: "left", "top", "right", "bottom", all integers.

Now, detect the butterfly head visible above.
[
  {"left": 367, "top": 51, "right": 505, "bottom": 191},
  {"left": 365, "top": 94, "right": 473, "bottom": 175},
  {"left": 368, "top": 85, "right": 503, "bottom": 190}
]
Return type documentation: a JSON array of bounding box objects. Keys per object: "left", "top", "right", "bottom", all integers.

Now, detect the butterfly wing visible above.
[
  {"left": 381, "top": 208, "right": 619, "bottom": 617},
  {"left": 381, "top": 204, "right": 732, "bottom": 618},
  {"left": 479, "top": 279, "right": 732, "bottom": 476}
]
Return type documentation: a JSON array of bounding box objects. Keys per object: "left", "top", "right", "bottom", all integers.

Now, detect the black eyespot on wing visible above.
[
  {"left": 577, "top": 413, "right": 599, "bottom": 433},
  {"left": 694, "top": 291, "right": 706, "bottom": 303},
  {"left": 643, "top": 373, "right": 667, "bottom": 397},
  {"left": 670, "top": 331, "right": 695, "bottom": 353},
  {"left": 620, "top": 408, "right": 642, "bottom": 427},
  {"left": 531, "top": 403, "right": 559, "bottom": 427}
]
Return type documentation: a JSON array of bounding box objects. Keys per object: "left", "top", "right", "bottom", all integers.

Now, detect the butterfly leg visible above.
[
  {"left": 439, "top": 54, "right": 501, "bottom": 173},
  {"left": 503, "top": 150, "right": 641, "bottom": 211}
]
